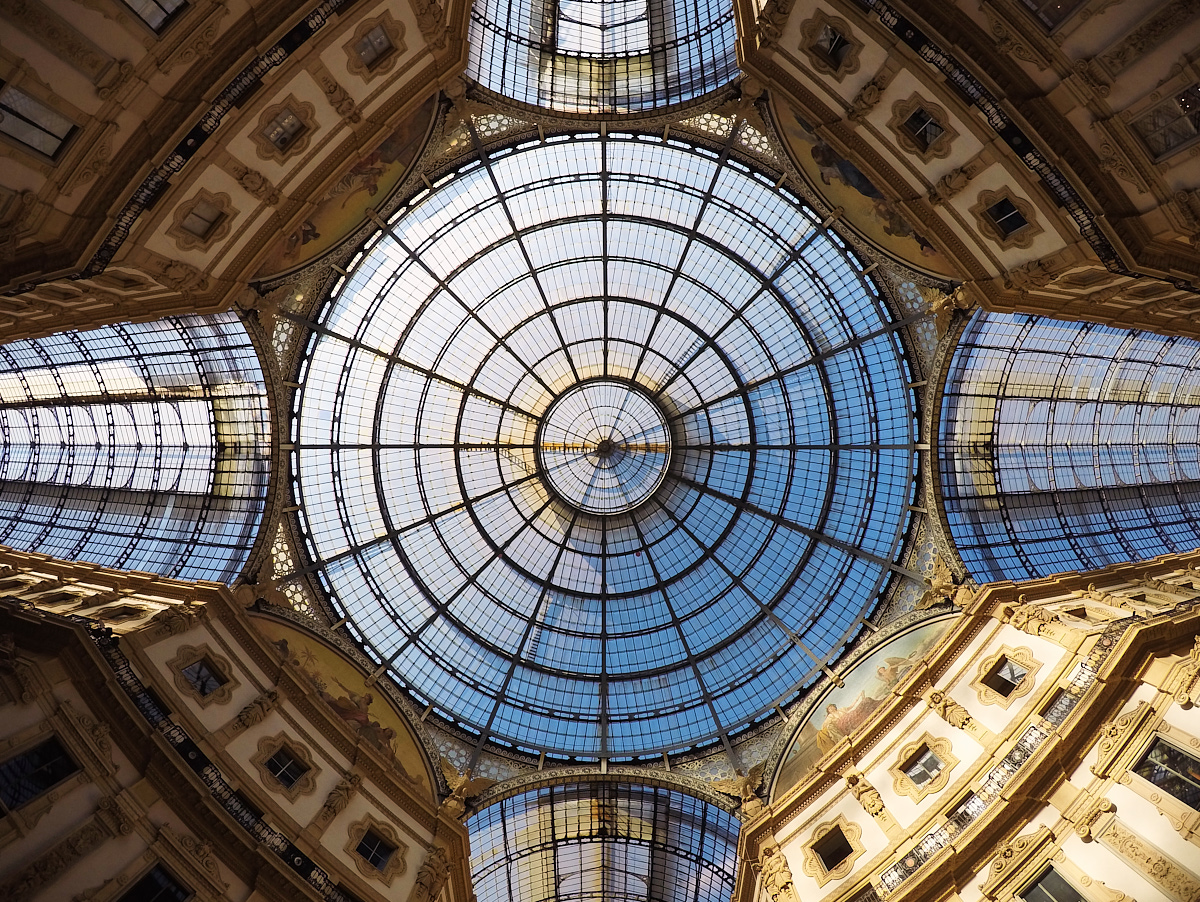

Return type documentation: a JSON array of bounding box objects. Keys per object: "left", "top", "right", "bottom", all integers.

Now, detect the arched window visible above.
[
  {"left": 940, "top": 312, "right": 1200, "bottom": 582},
  {"left": 0, "top": 312, "right": 270, "bottom": 583}
]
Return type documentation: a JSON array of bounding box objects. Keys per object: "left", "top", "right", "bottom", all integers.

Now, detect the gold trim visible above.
[
  {"left": 970, "top": 645, "right": 1042, "bottom": 709},
  {"left": 888, "top": 732, "right": 958, "bottom": 802}
]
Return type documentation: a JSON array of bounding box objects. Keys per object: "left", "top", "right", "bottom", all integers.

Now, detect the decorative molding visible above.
[
  {"left": 889, "top": 732, "right": 958, "bottom": 802},
  {"left": 166, "top": 189, "right": 237, "bottom": 252},
  {"left": 0, "top": 0, "right": 109, "bottom": 80},
  {"left": 223, "top": 160, "right": 280, "bottom": 205},
  {"left": 798, "top": 11, "right": 863, "bottom": 82},
  {"left": 315, "top": 771, "right": 362, "bottom": 827},
  {"left": 969, "top": 188, "right": 1044, "bottom": 251},
  {"left": 409, "top": 846, "right": 450, "bottom": 902},
  {"left": 154, "top": 0, "right": 229, "bottom": 76},
  {"left": 1072, "top": 794, "right": 1114, "bottom": 841},
  {"left": 845, "top": 770, "right": 903, "bottom": 840},
  {"left": 970, "top": 645, "right": 1042, "bottom": 709},
  {"left": 311, "top": 64, "right": 362, "bottom": 126},
  {"left": 344, "top": 812, "right": 408, "bottom": 885},
  {"left": 886, "top": 94, "right": 957, "bottom": 162},
  {"left": 343, "top": 10, "right": 405, "bottom": 83},
  {"left": 1091, "top": 701, "right": 1157, "bottom": 778},
  {"left": 167, "top": 643, "right": 238, "bottom": 707},
  {"left": 232, "top": 689, "right": 278, "bottom": 733},
  {"left": 1099, "top": 818, "right": 1200, "bottom": 901},
  {"left": 979, "top": 3, "right": 1047, "bottom": 71},
  {"left": 249, "top": 732, "right": 320, "bottom": 802},
  {"left": 147, "top": 599, "right": 207, "bottom": 639},
  {"left": 979, "top": 825, "right": 1055, "bottom": 897},
  {"left": 801, "top": 814, "right": 864, "bottom": 888},
  {"left": 1164, "top": 635, "right": 1200, "bottom": 705}
]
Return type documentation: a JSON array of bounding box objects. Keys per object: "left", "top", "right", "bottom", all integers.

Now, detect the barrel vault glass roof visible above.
[{"left": 291, "top": 132, "right": 919, "bottom": 760}]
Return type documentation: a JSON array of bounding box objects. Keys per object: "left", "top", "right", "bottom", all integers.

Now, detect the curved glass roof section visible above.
[
  {"left": 0, "top": 313, "right": 270, "bottom": 583},
  {"left": 467, "top": 782, "right": 739, "bottom": 902},
  {"left": 466, "top": 0, "right": 738, "bottom": 113},
  {"left": 293, "top": 133, "right": 918, "bottom": 759},
  {"left": 941, "top": 312, "right": 1200, "bottom": 583}
]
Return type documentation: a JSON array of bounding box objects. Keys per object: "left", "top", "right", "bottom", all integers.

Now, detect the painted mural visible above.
[
  {"left": 254, "top": 95, "right": 438, "bottom": 279},
  {"left": 772, "top": 616, "right": 954, "bottom": 799},
  {"left": 773, "top": 101, "right": 958, "bottom": 279},
  {"left": 251, "top": 616, "right": 432, "bottom": 797}
]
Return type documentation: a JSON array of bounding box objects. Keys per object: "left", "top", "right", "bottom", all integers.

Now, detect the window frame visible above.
[
  {"left": 0, "top": 80, "right": 77, "bottom": 161},
  {"left": 0, "top": 735, "right": 80, "bottom": 814}
]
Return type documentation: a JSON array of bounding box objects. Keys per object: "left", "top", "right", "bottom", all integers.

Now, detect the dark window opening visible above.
[
  {"left": 0, "top": 82, "right": 76, "bottom": 159},
  {"left": 0, "top": 736, "right": 79, "bottom": 811},
  {"left": 118, "top": 865, "right": 192, "bottom": 902},
  {"left": 1020, "top": 865, "right": 1085, "bottom": 902},
  {"left": 181, "top": 658, "right": 225, "bottom": 697},
  {"left": 815, "top": 25, "right": 851, "bottom": 68},
  {"left": 903, "top": 108, "right": 945, "bottom": 151},
  {"left": 356, "top": 829, "right": 395, "bottom": 870},
  {"left": 266, "top": 747, "right": 307, "bottom": 789},
  {"left": 986, "top": 198, "right": 1029, "bottom": 238},
  {"left": 983, "top": 657, "right": 1029, "bottom": 697},
  {"left": 903, "top": 746, "right": 943, "bottom": 786},
  {"left": 813, "top": 826, "right": 853, "bottom": 871}
]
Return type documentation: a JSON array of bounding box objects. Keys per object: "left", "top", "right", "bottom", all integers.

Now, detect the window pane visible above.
[
  {"left": 1135, "top": 738, "right": 1200, "bottom": 810},
  {"left": 0, "top": 85, "right": 74, "bottom": 157},
  {"left": 0, "top": 737, "right": 78, "bottom": 810}
]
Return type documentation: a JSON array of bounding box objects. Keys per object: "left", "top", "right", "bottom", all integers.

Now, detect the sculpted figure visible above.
[
  {"left": 928, "top": 690, "right": 972, "bottom": 730},
  {"left": 757, "top": 843, "right": 795, "bottom": 902}
]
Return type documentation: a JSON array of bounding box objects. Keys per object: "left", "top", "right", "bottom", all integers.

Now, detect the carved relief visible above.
[
  {"left": 1073, "top": 795, "right": 1114, "bottom": 841},
  {"left": 344, "top": 813, "right": 408, "bottom": 884},
  {"left": 980, "top": 825, "right": 1054, "bottom": 897},
  {"left": 316, "top": 771, "right": 362, "bottom": 825},
  {"left": 0, "top": 0, "right": 110, "bottom": 79},
  {"left": 889, "top": 732, "right": 958, "bottom": 802},
  {"left": 980, "top": 5, "right": 1047, "bottom": 71},
  {"left": 167, "top": 644, "right": 237, "bottom": 707},
  {"left": 343, "top": 11, "right": 405, "bottom": 82},
  {"left": 754, "top": 842, "right": 796, "bottom": 902},
  {"left": 798, "top": 12, "right": 863, "bottom": 82},
  {"left": 800, "top": 815, "right": 864, "bottom": 887},
  {"left": 970, "top": 645, "right": 1041, "bottom": 710},
  {"left": 224, "top": 160, "right": 280, "bottom": 205},
  {"left": 148, "top": 599, "right": 206, "bottom": 638},
  {"left": 969, "top": 188, "right": 1044, "bottom": 250},
  {"left": 711, "top": 761, "right": 765, "bottom": 818},
  {"left": 155, "top": 1, "right": 229, "bottom": 76},
  {"left": 1003, "top": 260, "right": 1054, "bottom": 293},
  {"left": 847, "top": 78, "right": 886, "bottom": 124},
  {"left": 928, "top": 690, "right": 972, "bottom": 731},
  {"left": 887, "top": 94, "right": 958, "bottom": 162},
  {"left": 409, "top": 846, "right": 450, "bottom": 902},
  {"left": 1099, "top": 0, "right": 1200, "bottom": 76},
  {"left": 844, "top": 771, "right": 900, "bottom": 840},
  {"left": 1099, "top": 818, "right": 1200, "bottom": 900},
  {"left": 233, "top": 689, "right": 278, "bottom": 731},
  {"left": 1163, "top": 635, "right": 1200, "bottom": 705},
  {"left": 311, "top": 65, "right": 362, "bottom": 126}
]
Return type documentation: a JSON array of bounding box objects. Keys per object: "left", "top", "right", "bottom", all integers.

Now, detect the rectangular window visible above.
[
  {"left": 1134, "top": 85, "right": 1200, "bottom": 159},
  {"left": 1020, "top": 865, "right": 1085, "bottom": 902},
  {"left": 1134, "top": 737, "right": 1200, "bottom": 810},
  {"left": 0, "top": 83, "right": 76, "bottom": 159},
  {"left": 354, "top": 26, "right": 393, "bottom": 68},
  {"left": 983, "top": 656, "right": 1029, "bottom": 696},
  {"left": 986, "top": 200, "right": 1029, "bottom": 239},
  {"left": 0, "top": 736, "right": 79, "bottom": 812},
  {"left": 356, "top": 829, "right": 396, "bottom": 870},
  {"left": 266, "top": 747, "right": 307, "bottom": 789},
  {"left": 903, "top": 746, "right": 944, "bottom": 786},
  {"left": 120, "top": 0, "right": 187, "bottom": 33},
  {"left": 180, "top": 658, "right": 225, "bottom": 696},
  {"left": 261, "top": 109, "right": 305, "bottom": 151},
  {"left": 118, "top": 865, "right": 192, "bottom": 902}
]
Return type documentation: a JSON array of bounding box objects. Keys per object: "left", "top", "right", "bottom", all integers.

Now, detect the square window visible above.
[
  {"left": 261, "top": 109, "right": 305, "bottom": 151},
  {"left": 986, "top": 199, "right": 1029, "bottom": 238},
  {"left": 180, "top": 200, "right": 225, "bottom": 239},
  {"left": 903, "top": 745, "right": 944, "bottom": 786},
  {"left": 356, "top": 829, "right": 395, "bottom": 871},
  {"left": 812, "top": 826, "right": 853, "bottom": 872},
  {"left": 815, "top": 25, "right": 851, "bottom": 67},
  {"left": 982, "top": 656, "right": 1028, "bottom": 697},
  {"left": 0, "top": 83, "right": 76, "bottom": 159},
  {"left": 354, "top": 25, "right": 393, "bottom": 68},
  {"left": 180, "top": 658, "right": 225, "bottom": 696},
  {"left": 266, "top": 747, "right": 308, "bottom": 789},
  {"left": 903, "top": 108, "right": 945, "bottom": 151}
]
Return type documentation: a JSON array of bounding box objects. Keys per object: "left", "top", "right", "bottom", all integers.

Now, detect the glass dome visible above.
[{"left": 293, "top": 132, "right": 918, "bottom": 759}]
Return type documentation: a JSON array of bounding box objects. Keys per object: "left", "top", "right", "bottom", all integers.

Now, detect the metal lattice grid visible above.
[
  {"left": 0, "top": 313, "right": 270, "bottom": 583},
  {"left": 466, "top": 0, "right": 738, "bottom": 114},
  {"left": 290, "top": 132, "right": 919, "bottom": 760},
  {"left": 466, "top": 782, "right": 739, "bottom": 902},
  {"left": 940, "top": 311, "right": 1200, "bottom": 583}
]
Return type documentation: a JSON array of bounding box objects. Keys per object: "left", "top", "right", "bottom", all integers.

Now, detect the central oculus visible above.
[{"left": 536, "top": 379, "right": 672, "bottom": 515}]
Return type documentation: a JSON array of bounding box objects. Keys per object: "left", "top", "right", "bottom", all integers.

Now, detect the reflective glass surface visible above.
[
  {"left": 293, "top": 133, "right": 917, "bottom": 758},
  {"left": 941, "top": 312, "right": 1200, "bottom": 583},
  {"left": 466, "top": 0, "right": 738, "bottom": 113},
  {"left": 0, "top": 313, "right": 270, "bottom": 583},
  {"left": 467, "top": 782, "right": 739, "bottom": 902}
]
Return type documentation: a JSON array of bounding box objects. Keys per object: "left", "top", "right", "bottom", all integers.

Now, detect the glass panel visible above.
[
  {"left": 1020, "top": 866, "right": 1085, "bottom": 902},
  {"left": 0, "top": 84, "right": 74, "bottom": 157},
  {"left": 118, "top": 866, "right": 192, "bottom": 902},
  {"left": 292, "top": 133, "right": 917, "bottom": 759},
  {"left": 940, "top": 312, "right": 1200, "bottom": 583},
  {"left": 1134, "top": 738, "right": 1200, "bottom": 810},
  {"left": 0, "top": 737, "right": 78, "bottom": 810}
]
